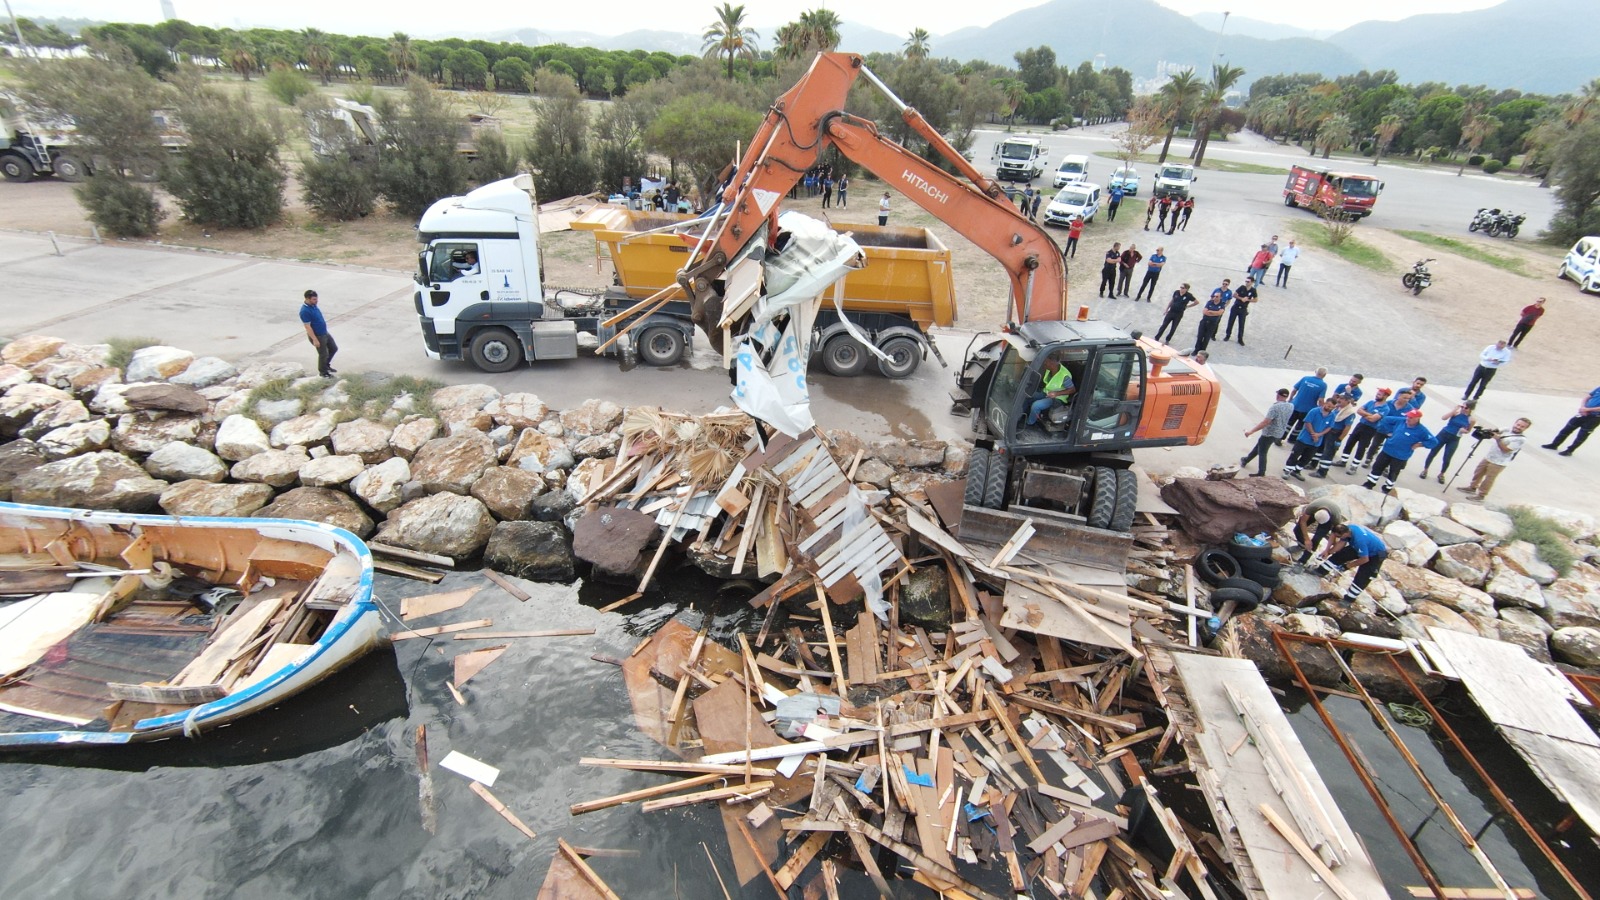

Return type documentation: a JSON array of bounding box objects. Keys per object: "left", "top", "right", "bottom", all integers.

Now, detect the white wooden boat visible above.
[{"left": 0, "top": 501, "right": 385, "bottom": 749}]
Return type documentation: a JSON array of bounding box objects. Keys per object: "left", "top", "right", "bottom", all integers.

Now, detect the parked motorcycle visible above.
[
  {"left": 1468, "top": 208, "right": 1499, "bottom": 232},
  {"left": 1488, "top": 212, "right": 1525, "bottom": 239},
  {"left": 1401, "top": 258, "right": 1435, "bottom": 295}
]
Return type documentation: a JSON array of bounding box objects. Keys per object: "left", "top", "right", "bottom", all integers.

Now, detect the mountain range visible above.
[{"left": 450, "top": 0, "right": 1592, "bottom": 95}]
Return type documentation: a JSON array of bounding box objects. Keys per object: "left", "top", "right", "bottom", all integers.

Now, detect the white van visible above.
[
  {"left": 1043, "top": 182, "right": 1102, "bottom": 226},
  {"left": 1053, "top": 154, "right": 1090, "bottom": 188},
  {"left": 1560, "top": 236, "right": 1600, "bottom": 294}
]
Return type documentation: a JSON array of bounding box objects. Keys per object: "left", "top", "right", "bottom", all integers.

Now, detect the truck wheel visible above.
[
  {"left": 1283, "top": 194, "right": 1295, "bottom": 207},
  {"left": 51, "top": 155, "right": 88, "bottom": 182},
  {"left": 875, "top": 336, "right": 920, "bottom": 379},
  {"left": 130, "top": 157, "right": 163, "bottom": 182},
  {"left": 637, "top": 325, "right": 685, "bottom": 366},
  {"left": 1111, "top": 468, "right": 1137, "bottom": 532},
  {"left": 965, "top": 448, "right": 991, "bottom": 507},
  {"left": 469, "top": 328, "right": 523, "bottom": 373},
  {"left": 1087, "top": 466, "right": 1116, "bottom": 529},
  {"left": 982, "top": 453, "right": 1009, "bottom": 509},
  {"left": 0, "top": 153, "right": 34, "bottom": 183},
  {"left": 822, "top": 334, "right": 868, "bottom": 377}
]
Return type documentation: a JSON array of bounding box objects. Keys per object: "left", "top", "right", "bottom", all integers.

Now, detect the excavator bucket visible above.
[{"left": 956, "top": 504, "right": 1133, "bottom": 574}]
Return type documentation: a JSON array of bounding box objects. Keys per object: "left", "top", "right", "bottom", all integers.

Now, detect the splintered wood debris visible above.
[{"left": 563, "top": 415, "right": 1326, "bottom": 898}]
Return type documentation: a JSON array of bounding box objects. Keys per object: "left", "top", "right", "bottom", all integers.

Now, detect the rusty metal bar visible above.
[
  {"left": 1319, "top": 643, "right": 1520, "bottom": 899},
  {"left": 1267, "top": 629, "right": 1449, "bottom": 900},
  {"left": 1382, "top": 652, "right": 1595, "bottom": 900},
  {"left": 1566, "top": 672, "right": 1600, "bottom": 711}
]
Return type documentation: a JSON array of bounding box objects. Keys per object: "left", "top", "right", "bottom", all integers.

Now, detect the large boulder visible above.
[
  {"left": 1416, "top": 515, "right": 1481, "bottom": 547},
  {"left": 374, "top": 493, "right": 496, "bottom": 561},
  {"left": 571, "top": 433, "right": 621, "bottom": 460},
  {"left": 1486, "top": 564, "right": 1546, "bottom": 610},
  {"left": 410, "top": 431, "right": 497, "bottom": 494},
  {"left": 1395, "top": 488, "right": 1447, "bottom": 523},
  {"left": 0, "top": 383, "right": 73, "bottom": 436},
  {"left": 470, "top": 466, "right": 547, "bottom": 521},
  {"left": 111, "top": 413, "right": 201, "bottom": 457},
  {"left": 159, "top": 480, "right": 275, "bottom": 517},
  {"left": 1496, "top": 617, "right": 1554, "bottom": 664},
  {"left": 121, "top": 383, "right": 207, "bottom": 415},
  {"left": 1272, "top": 569, "right": 1334, "bottom": 607},
  {"left": 1432, "top": 542, "right": 1491, "bottom": 587},
  {"left": 1396, "top": 600, "right": 1479, "bottom": 640},
  {"left": 0, "top": 440, "right": 47, "bottom": 500},
  {"left": 1448, "top": 503, "right": 1513, "bottom": 540},
  {"left": 214, "top": 414, "right": 271, "bottom": 461},
  {"left": 68, "top": 367, "right": 120, "bottom": 397},
  {"left": 430, "top": 383, "right": 500, "bottom": 411},
  {"left": 20, "top": 398, "right": 90, "bottom": 438},
  {"left": 1409, "top": 569, "right": 1498, "bottom": 619},
  {"left": 505, "top": 429, "right": 569, "bottom": 471},
  {"left": 37, "top": 419, "right": 113, "bottom": 460},
  {"left": 1305, "top": 483, "right": 1399, "bottom": 529},
  {"left": 143, "top": 442, "right": 228, "bottom": 483},
  {"left": 483, "top": 520, "right": 575, "bottom": 582},
  {"left": 1160, "top": 476, "right": 1304, "bottom": 544},
  {"left": 330, "top": 419, "right": 393, "bottom": 464},
  {"left": 1382, "top": 519, "right": 1439, "bottom": 567},
  {"left": 1279, "top": 613, "right": 1340, "bottom": 639},
  {"left": 530, "top": 489, "right": 577, "bottom": 523},
  {"left": 686, "top": 540, "right": 739, "bottom": 579},
  {"left": 253, "top": 397, "right": 304, "bottom": 425},
  {"left": 1214, "top": 615, "right": 1342, "bottom": 687},
  {"left": 560, "top": 398, "right": 624, "bottom": 436},
  {"left": 299, "top": 454, "right": 367, "bottom": 488},
  {"left": 235, "top": 361, "right": 304, "bottom": 388},
  {"left": 350, "top": 457, "right": 410, "bottom": 513},
  {"left": 123, "top": 346, "right": 194, "bottom": 382},
  {"left": 1317, "top": 598, "right": 1401, "bottom": 639},
  {"left": 270, "top": 411, "right": 337, "bottom": 449},
  {"left": 168, "top": 356, "right": 238, "bottom": 388},
  {"left": 1494, "top": 541, "right": 1559, "bottom": 586},
  {"left": 230, "top": 446, "right": 311, "bottom": 488},
  {"left": 572, "top": 507, "right": 657, "bottom": 577},
  {"left": 854, "top": 458, "right": 895, "bottom": 489},
  {"left": 1, "top": 335, "right": 66, "bottom": 366},
  {"left": 1500, "top": 606, "right": 1553, "bottom": 636},
  {"left": 1522, "top": 505, "right": 1597, "bottom": 541},
  {"left": 439, "top": 405, "right": 492, "bottom": 435},
  {"left": 871, "top": 439, "right": 946, "bottom": 469},
  {"left": 389, "top": 417, "right": 439, "bottom": 460},
  {"left": 1550, "top": 627, "right": 1600, "bottom": 668},
  {"left": 0, "top": 363, "right": 31, "bottom": 389},
  {"left": 485, "top": 392, "right": 548, "bottom": 430},
  {"left": 255, "top": 487, "right": 374, "bottom": 538},
  {"left": 12, "top": 451, "right": 166, "bottom": 512},
  {"left": 1539, "top": 578, "right": 1600, "bottom": 630},
  {"left": 1382, "top": 563, "right": 1435, "bottom": 602}
]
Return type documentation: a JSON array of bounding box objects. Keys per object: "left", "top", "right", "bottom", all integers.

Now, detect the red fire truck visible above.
[{"left": 1283, "top": 165, "right": 1384, "bottom": 218}]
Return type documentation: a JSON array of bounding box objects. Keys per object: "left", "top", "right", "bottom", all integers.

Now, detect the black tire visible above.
[
  {"left": 1238, "top": 558, "right": 1283, "bottom": 579},
  {"left": 0, "top": 153, "right": 33, "bottom": 183},
  {"left": 130, "top": 156, "right": 163, "bottom": 182},
  {"left": 1195, "top": 548, "right": 1241, "bottom": 586},
  {"left": 51, "top": 154, "right": 88, "bottom": 182},
  {"left": 1468, "top": 220, "right": 1479, "bottom": 232},
  {"left": 637, "top": 325, "right": 685, "bottom": 366},
  {"left": 469, "top": 327, "right": 523, "bottom": 373},
  {"left": 1210, "top": 586, "right": 1263, "bottom": 614},
  {"left": 1087, "top": 466, "right": 1117, "bottom": 529},
  {"left": 1110, "top": 468, "right": 1137, "bottom": 532},
  {"left": 1486, "top": 223, "right": 1501, "bottom": 238},
  {"left": 1507, "top": 225, "right": 1519, "bottom": 239},
  {"left": 982, "top": 453, "right": 1009, "bottom": 509},
  {"left": 1215, "top": 577, "right": 1268, "bottom": 603},
  {"left": 875, "top": 336, "right": 921, "bottom": 379},
  {"left": 821, "top": 334, "right": 868, "bottom": 377},
  {"left": 1227, "top": 541, "right": 1273, "bottom": 561},
  {"left": 964, "top": 448, "right": 991, "bottom": 507},
  {"left": 1401, "top": 273, "right": 1417, "bottom": 289},
  {"left": 1284, "top": 194, "right": 1296, "bottom": 208},
  {"left": 1412, "top": 282, "right": 1424, "bottom": 296}
]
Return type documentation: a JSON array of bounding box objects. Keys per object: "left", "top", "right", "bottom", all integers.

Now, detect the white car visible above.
[
  {"left": 1043, "top": 182, "right": 1102, "bottom": 226},
  {"left": 1052, "top": 154, "right": 1090, "bottom": 188},
  {"left": 1560, "top": 236, "right": 1600, "bottom": 293}
]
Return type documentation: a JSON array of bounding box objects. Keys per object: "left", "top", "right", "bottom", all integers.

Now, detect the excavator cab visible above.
[{"left": 975, "top": 323, "right": 1146, "bottom": 455}]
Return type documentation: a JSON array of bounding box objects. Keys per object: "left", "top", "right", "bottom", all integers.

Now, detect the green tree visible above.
[
  {"left": 1547, "top": 119, "right": 1600, "bottom": 243},
  {"left": 225, "top": 37, "right": 257, "bottom": 81},
  {"left": 593, "top": 101, "right": 648, "bottom": 199},
  {"left": 387, "top": 32, "right": 418, "bottom": 75},
  {"left": 374, "top": 79, "right": 470, "bottom": 218},
  {"left": 263, "top": 67, "right": 314, "bottom": 106},
  {"left": 527, "top": 76, "right": 597, "bottom": 200},
  {"left": 702, "top": 3, "right": 759, "bottom": 80},
  {"left": 1373, "top": 113, "right": 1404, "bottom": 166},
  {"left": 1013, "top": 46, "right": 1057, "bottom": 95},
  {"left": 493, "top": 57, "right": 531, "bottom": 92},
  {"left": 20, "top": 41, "right": 167, "bottom": 177},
  {"left": 470, "top": 130, "right": 519, "bottom": 184},
  {"left": 646, "top": 95, "right": 761, "bottom": 197},
  {"left": 77, "top": 172, "right": 166, "bottom": 237},
  {"left": 165, "top": 75, "right": 287, "bottom": 228},
  {"left": 1191, "top": 62, "right": 1244, "bottom": 166},
  {"left": 302, "top": 28, "right": 335, "bottom": 86},
  {"left": 904, "top": 29, "right": 931, "bottom": 60},
  {"left": 797, "top": 9, "right": 842, "bottom": 52},
  {"left": 1315, "top": 112, "right": 1353, "bottom": 159},
  {"left": 1458, "top": 113, "right": 1500, "bottom": 175},
  {"left": 1156, "top": 70, "right": 1201, "bottom": 163},
  {"left": 445, "top": 48, "right": 489, "bottom": 89}
]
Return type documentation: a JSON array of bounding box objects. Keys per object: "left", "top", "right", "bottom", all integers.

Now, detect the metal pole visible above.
[
  {"left": 1443, "top": 435, "right": 1485, "bottom": 492},
  {"left": 1268, "top": 629, "right": 1450, "bottom": 900}
]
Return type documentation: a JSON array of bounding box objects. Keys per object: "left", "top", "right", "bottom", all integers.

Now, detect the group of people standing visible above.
[
  {"left": 800, "top": 166, "right": 849, "bottom": 209},
  {"left": 1143, "top": 194, "right": 1193, "bottom": 234}
]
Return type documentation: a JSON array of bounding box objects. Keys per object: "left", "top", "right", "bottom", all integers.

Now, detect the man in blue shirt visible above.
[
  {"left": 1364, "top": 408, "right": 1439, "bottom": 493},
  {"left": 1541, "top": 385, "right": 1600, "bottom": 456},
  {"left": 298, "top": 289, "right": 337, "bottom": 378},
  {"left": 1284, "top": 367, "right": 1329, "bottom": 442},
  {"left": 1325, "top": 523, "right": 1390, "bottom": 602},
  {"left": 1407, "top": 376, "right": 1429, "bottom": 410},
  {"left": 1192, "top": 280, "right": 1230, "bottom": 354},
  {"left": 1333, "top": 374, "right": 1364, "bottom": 404},
  {"left": 1106, "top": 183, "right": 1124, "bottom": 221},
  {"left": 1282, "top": 397, "right": 1336, "bottom": 481},
  {"left": 1133, "top": 247, "right": 1167, "bottom": 302}
]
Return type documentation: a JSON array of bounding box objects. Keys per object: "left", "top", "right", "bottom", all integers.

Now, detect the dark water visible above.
[{"left": 3, "top": 565, "right": 1596, "bottom": 899}]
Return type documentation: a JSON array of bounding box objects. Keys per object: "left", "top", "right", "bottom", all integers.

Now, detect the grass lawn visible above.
[
  {"left": 1092, "top": 151, "right": 1286, "bottom": 176},
  {"left": 1393, "top": 230, "right": 1531, "bottom": 277},
  {"left": 1290, "top": 221, "right": 1395, "bottom": 273}
]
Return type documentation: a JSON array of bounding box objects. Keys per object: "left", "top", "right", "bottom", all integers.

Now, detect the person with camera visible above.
[
  {"left": 1541, "top": 386, "right": 1600, "bottom": 456},
  {"left": 1459, "top": 418, "right": 1530, "bottom": 500},
  {"left": 1419, "top": 399, "right": 1475, "bottom": 484},
  {"left": 1324, "top": 523, "right": 1389, "bottom": 602}
]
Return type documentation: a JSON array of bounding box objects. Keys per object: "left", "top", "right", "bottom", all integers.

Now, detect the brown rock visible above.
[
  {"left": 484, "top": 392, "right": 548, "bottom": 429},
  {"left": 439, "top": 405, "right": 493, "bottom": 435},
  {"left": 67, "top": 366, "right": 121, "bottom": 396},
  {"left": 572, "top": 507, "right": 658, "bottom": 577},
  {"left": 470, "top": 466, "right": 547, "bottom": 520},
  {"left": 388, "top": 417, "right": 439, "bottom": 460},
  {"left": 329, "top": 418, "right": 394, "bottom": 464},
  {"left": 871, "top": 439, "right": 946, "bottom": 469},
  {"left": 505, "top": 428, "right": 569, "bottom": 469},
  {"left": 12, "top": 451, "right": 166, "bottom": 512},
  {"left": 122, "top": 383, "right": 207, "bottom": 415},
  {"left": 1215, "top": 615, "right": 1342, "bottom": 687},
  {"left": 374, "top": 492, "right": 496, "bottom": 561},
  {"left": 0, "top": 440, "right": 47, "bottom": 500},
  {"left": 110, "top": 413, "right": 202, "bottom": 457},
  {"left": 410, "top": 431, "right": 497, "bottom": 495},
  {"left": 560, "top": 398, "right": 624, "bottom": 435},
  {"left": 255, "top": 487, "right": 375, "bottom": 539},
  {"left": 1, "top": 335, "right": 66, "bottom": 366},
  {"left": 159, "top": 480, "right": 275, "bottom": 517},
  {"left": 1494, "top": 540, "right": 1559, "bottom": 586},
  {"left": 1432, "top": 541, "right": 1491, "bottom": 586}
]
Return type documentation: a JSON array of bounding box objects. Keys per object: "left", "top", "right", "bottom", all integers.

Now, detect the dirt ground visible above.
[{"left": 2, "top": 176, "right": 1593, "bottom": 398}]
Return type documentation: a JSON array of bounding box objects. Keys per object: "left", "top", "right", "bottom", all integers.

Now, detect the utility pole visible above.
[{"left": 3, "top": 0, "right": 28, "bottom": 57}]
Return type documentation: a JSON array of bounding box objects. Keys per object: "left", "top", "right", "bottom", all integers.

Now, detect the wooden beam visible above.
[
  {"left": 557, "top": 838, "right": 623, "bottom": 900},
  {"left": 482, "top": 569, "right": 530, "bottom": 601},
  {"left": 638, "top": 781, "right": 773, "bottom": 813},
  {"left": 1259, "top": 803, "right": 1360, "bottom": 900},
  {"left": 570, "top": 772, "right": 729, "bottom": 815},
  {"left": 389, "top": 618, "right": 492, "bottom": 640},
  {"left": 370, "top": 542, "right": 455, "bottom": 567},
  {"left": 579, "top": 758, "right": 777, "bottom": 777}
]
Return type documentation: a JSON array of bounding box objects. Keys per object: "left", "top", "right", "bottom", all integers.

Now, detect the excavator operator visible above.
[{"left": 1025, "top": 355, "right": 1079, "bottom": 427}]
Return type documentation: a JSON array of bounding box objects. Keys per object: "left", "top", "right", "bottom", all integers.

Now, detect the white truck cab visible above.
[
  {"left": 1153, "top": 163, "right": 1196, "bottom": 199},
  {"left": 993, "top": 137, "right": 1046, "bottom": 183}
]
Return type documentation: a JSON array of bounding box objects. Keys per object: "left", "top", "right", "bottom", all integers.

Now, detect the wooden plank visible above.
[
  {"left": 1405, "top": 889, "right": 1536, "bottom": 899},
  {"left": 639, "top": 781, "right": 773, "bottom": 812},
  {"left": 374, "top": 558, "right": 444, "bottom": 583},
  {"left": 774, "top": 831, "right": 829, "bottom": 890},
  {"left": 483, "top": 569, "right": 531, "bottom": 602},
  {"left": 1259, "top": 804, "right": 1358, "bottom": 900},
  {"left": 106, "top": 681, "right": 225, "bottom": 704},
  {"left": 370, "top": 542, "right": 455, "bottom": 567},
  {"left": 570, "top": 772, "right": 730, "bottom": 815},
  {"left": 579, "top": 758, "right": 778, "bottom": 777},
  {"left": 401, "top": 587, "right": 481, "bottom": 621},
  {"left": 469, "top": 782, "right": 538, "bottom": 842},
  {"left": 1027, "top": 816, "right": 1119, "bottom": 855},
  {"left": 453, "top": 629, "right": 595, "bottom": 639},
  {"left": 845, "top": 611, "right": 879, "bottom": 685},
  {"left": 170, "top": 598, "right": 284, "bottom": 687},
  {"left": 556, "top": 838, "right": 622, "bottom": 900},
  {"left": 453, "top": 645, "right": 508, "bottom": 688},
  {"left": 389, "top": 618, "right": 492, "bottom": 641}
]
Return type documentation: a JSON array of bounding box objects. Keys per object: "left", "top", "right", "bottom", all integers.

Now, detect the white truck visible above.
[
  {"left": 993, "top": 136, "right": 1046, "bottom": 182},
  {"left": 1152, "top": 162, "right": 1196, "bottom": 199},
  {"left": 413, "top": 174, "right": 697, "bottom": 373}
]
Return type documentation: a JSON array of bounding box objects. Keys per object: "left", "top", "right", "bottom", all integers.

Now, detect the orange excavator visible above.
[{"left": 679, "top": 52, "right": 1218, "bottom": 541}]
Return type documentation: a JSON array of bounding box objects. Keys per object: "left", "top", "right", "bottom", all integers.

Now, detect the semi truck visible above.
[
  {"left": 0, "top": 93, "right": 187, "bottom": 183},
  {"left": 1283, "top": 165, "right": 1383, "bottom": 218}
]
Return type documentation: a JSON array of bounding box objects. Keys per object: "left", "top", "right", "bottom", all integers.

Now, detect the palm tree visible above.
[
  {"left": 997, "top": 77, "right": 1027, "bottom": 126},
  {"left": 225, "top": 37, "right": 257, "bottom": 81},
  {"left": 1458, "top": 113, "right": 1501, "bottom": 175},
  {"left": 387, "top": 32, "right": 417, "bottom": 75},
  {"left": 1190, "top": 62, "right": 1244, "bottom": 166},
  {"left": 1373, "top": 113, "right": 1404, "bottom": 167},
  {"left": 798, "top": 8, "right": 842, "bottom": 52},
  {"left": 1316, "top": 113, "right": 1353, "bottom": 159},
  {"left": 1156, "top": 70, "right": 1202, "bottom": 163},
  {"left": 904, "top": 28, "right": 931, "bottom": 60},
  {"left": 773, "top": 22, "right": 807, "bottom": 61},
  {"left": 302, "top": 28, "right": 334, "bottom": 86},
  {"left": 702, "top": 3, "right": 759, "bottom": 80}
]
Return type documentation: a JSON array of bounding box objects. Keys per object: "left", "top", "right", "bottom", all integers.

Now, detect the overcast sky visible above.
[{"left": 21, "top": 0, "right": 1506, "bottom": 39}]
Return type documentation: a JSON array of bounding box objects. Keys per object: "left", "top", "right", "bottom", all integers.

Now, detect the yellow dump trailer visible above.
[{"left": 572, "top": 206, "right": 956, "bottom": 377}]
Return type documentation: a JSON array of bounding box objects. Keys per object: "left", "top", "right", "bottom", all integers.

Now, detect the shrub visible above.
[
  {"left": 263, "top": 67, "right": 314, "bottom": 106},
  {"left": 300, "top": 154, "right": 377, "bottom": 220},
  {"left": 1468, "top": 154, "right": 1486, "bottom": 167},
  {"left": 1482, "top": 159, "right": 1504, "bottom": 175},
  {"left": 470, "top": 130, "right": 519, "bottom": 184},
  {"left": 1506, "top": 506, "right": 1577, "bottom": 577},
  {"left": 106, "top": 336, "right": 161, "bottom": 370},
  {"left": 75, "top": 173, "right": 164, "bottom": 237},
  {"left": 165, "top": 80, "right": 287, "bottom": 229},
  {"left": 374, "top": 79, "right": 470, "bottom": 219}
]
